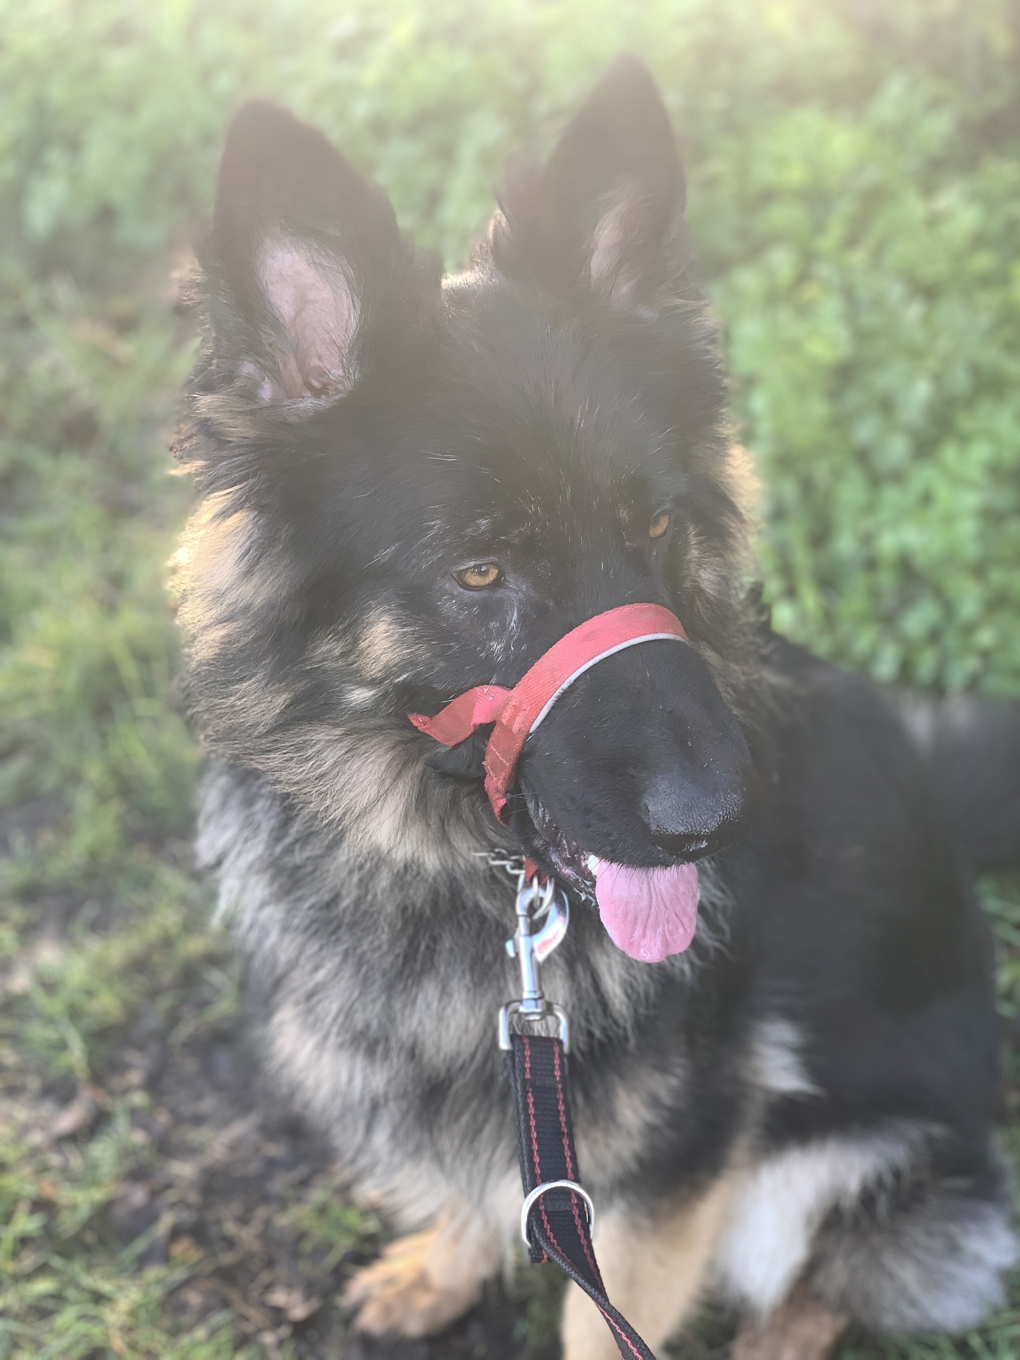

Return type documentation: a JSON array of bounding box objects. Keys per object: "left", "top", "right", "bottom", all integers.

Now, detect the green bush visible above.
[{"left": 2, "top": 0, "right": 1017, "bottom": 716}]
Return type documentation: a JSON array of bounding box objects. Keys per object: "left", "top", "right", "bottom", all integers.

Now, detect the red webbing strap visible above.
[
  {"left": 409, "top": 603, "right": 687, "bottom": 822},
  {"left": 506, "top": 1033, "right": 656, "bottom": 1359},
  {"left": 407, "top": 684, "right": 510, "bottom": 747}
]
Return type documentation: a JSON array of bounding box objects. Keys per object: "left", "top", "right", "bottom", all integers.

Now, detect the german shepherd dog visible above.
[{"left": 175, "top": 57, "right": 1019, "bottom": 1359}]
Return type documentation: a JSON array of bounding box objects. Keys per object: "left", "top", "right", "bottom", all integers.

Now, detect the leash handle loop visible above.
[{"left": 505, "top": 1032, "right": 656, "bottom": 1360}]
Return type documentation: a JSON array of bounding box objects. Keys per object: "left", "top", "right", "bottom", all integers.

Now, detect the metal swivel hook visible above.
[{"left": 498, "top": 874, "right": 570, "bottom": 1051}]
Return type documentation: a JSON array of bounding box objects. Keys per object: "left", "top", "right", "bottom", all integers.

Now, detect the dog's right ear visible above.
[{"left": 205, "top": 102, "right": 416, "bottom": 407}]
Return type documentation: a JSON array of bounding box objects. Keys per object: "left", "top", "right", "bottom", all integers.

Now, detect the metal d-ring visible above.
[{"left": 520, "top": 1179, "right": 595, "bottom": 1246}]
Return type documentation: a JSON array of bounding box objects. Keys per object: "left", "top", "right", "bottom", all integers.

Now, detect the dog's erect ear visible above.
[
  {"left": 207, "top": 101, "right": 413, "bottom": 405},
  {"left": 493, "top": 56, "right": 687, "bottom": 309}
]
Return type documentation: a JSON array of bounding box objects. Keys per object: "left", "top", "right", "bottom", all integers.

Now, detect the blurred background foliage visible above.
[
  {"left": 2, "top": 1, "right": 1020, "bottom": 1356},
  {"left": 4, "top": 0, "right": 1020, "bottom": 709}
]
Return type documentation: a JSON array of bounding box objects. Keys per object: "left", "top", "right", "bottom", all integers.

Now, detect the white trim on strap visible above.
[{"left": 527, "top": 633, "right": 687, "bottom": 735}]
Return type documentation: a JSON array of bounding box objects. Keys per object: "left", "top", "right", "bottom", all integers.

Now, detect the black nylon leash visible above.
[
  {"left": 505, "top": 1031, "right": 655, "bottom": 1359},
  {"left": 497, "top": 872, "right": 655, "bottom": 1360}
]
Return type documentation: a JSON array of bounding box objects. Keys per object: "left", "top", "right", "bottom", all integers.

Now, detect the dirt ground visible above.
[
  {"left": 2, "top": 927, "right": 567, "bottom": 1359},
  {"left": 142, "top": 1020, "right": 566, "bottom": 1360}
]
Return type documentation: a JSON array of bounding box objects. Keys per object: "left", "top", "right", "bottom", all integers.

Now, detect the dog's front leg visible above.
[
  {"left": 560, "top": 1174, "right": 735, "bottom": 1360},
  {"left": 729, "top": 1286, "right": 848, "bottom": 1360},
  {"left": 343, "top": 1206, "right": 505, "bottom": 1339}
]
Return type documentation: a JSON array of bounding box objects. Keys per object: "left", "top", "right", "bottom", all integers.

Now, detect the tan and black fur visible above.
[{"left": 174, "top": 58, "right": 1018, "bottom": 1359}]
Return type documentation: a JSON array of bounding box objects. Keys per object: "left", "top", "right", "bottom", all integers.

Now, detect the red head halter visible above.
[{"left": 408, "top": 602, "right": 688, "bottom": 822}]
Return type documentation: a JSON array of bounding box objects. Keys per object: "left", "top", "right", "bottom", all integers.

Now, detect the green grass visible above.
[{"left": 0, "top": 272, "right": 277, "bottom": 1357}]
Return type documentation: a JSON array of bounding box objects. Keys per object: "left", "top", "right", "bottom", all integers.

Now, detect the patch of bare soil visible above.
[{"left": 108, "top": 1004, "right": 563, "bottom": 1358}]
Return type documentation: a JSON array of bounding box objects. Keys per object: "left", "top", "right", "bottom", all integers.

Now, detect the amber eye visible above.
[
  {"left": 455, "top": 562, "right": 503, "bottom": 590},
  {"left": 649, "top": 511, "right": 671, "bottom": 540}
]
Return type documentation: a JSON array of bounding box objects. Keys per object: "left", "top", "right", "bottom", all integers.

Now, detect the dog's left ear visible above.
[{"left": 493, "top": 55, "right": 687, "bottom": 310}]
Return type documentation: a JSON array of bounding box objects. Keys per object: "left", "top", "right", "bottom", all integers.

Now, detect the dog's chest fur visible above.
[{"left": 197, "top": 762, "right": 754, "bottom": 1223}]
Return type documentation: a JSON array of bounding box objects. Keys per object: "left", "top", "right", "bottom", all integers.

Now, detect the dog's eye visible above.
[
  {"left": 455, "top": 562, "right": 503, "bottom": 590},
  {"left": 649, "top": 511, "right": 671, "bottom": 540}
]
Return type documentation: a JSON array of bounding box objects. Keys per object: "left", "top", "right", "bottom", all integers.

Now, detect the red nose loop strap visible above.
[{"left": 408, "top": 603, "right": 688, "bottom": 822}]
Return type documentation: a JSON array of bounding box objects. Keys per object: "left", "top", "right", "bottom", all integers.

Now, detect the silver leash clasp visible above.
[{"left": 498, "top": 872, "right": 570, "bottom": 1051}]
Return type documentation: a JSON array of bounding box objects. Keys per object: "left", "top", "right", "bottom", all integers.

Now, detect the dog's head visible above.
[{"left": 178, "top": 58, "right": 762, "bottom": 958}]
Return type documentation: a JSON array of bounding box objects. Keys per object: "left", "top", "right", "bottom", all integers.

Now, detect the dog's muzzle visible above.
[{"left": 408, "top": 603, "right": 688, "bottom": 822}]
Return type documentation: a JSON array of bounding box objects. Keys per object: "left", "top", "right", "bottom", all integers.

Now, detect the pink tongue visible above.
[{"left": 593, "top": 860, "right": 700, "bottom": 962}]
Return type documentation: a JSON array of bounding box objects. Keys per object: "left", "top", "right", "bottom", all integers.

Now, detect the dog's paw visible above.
[
  {"left": 730, "top": 1292, "right": 848, "bottom": 1360},
  {"left": 343, "top": 1228, "right": 481, "bottom": 1338}
]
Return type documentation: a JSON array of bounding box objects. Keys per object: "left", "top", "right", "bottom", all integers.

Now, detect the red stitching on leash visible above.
[
  {"left": 523, "top": 1037, "right": 541, "bottom": 1178},
  {"left": 522, "top": 1037, "right": 551, "bottom": 1260},
  {"left": 538, "top": 1197, "right": 557, "bottom": 1259},
  {"left": 551, "top": 1042, "right": 602, "bottom": 1280},
  {"left": 598, "top": 1305, "right": 645, "bottom": 1360},
  {"left": 574, "top": 1197, "right": 599, "bottom": 1275},
  {"left": 552, "top": 1043, "right": 574, "bottom": 1178},
  {"left": 408, "top": 603, "right": 687, "bottom": 821}
]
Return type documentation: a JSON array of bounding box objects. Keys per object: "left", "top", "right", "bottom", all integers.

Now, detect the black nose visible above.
[{"left": 642, "top": 770, "right": 750, "bottom": 860}]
